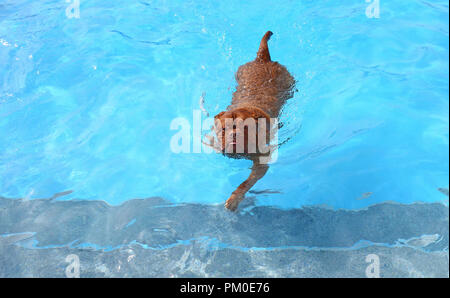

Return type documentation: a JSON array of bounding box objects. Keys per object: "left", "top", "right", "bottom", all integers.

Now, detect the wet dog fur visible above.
[{"left": 212, "top": 31, "right": 295, "bottom": 211}]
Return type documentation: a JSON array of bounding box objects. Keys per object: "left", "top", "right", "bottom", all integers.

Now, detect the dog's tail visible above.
[{"left": 256, "top": 31, "right": 273, "bottom": 62}]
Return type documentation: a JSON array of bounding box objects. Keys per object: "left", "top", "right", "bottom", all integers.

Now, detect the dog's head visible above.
[{"left": 213, "top": 107, "right": 271, "bottom": 158}]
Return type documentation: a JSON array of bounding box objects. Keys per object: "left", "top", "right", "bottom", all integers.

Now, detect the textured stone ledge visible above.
[{"left": 0, "top": 197, "right": 448, "bottom": 277}]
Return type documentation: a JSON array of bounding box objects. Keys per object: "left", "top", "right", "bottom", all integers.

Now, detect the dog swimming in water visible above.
[{"left": 206, "top": 31, "right": 295, "bottom": 211}]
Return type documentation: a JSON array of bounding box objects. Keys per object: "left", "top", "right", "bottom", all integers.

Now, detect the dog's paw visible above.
[{"left": 225, "top": 193, "right": 244, "bottom": 211}]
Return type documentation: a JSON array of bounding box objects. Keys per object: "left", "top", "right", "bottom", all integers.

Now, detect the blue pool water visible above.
[
  {"left": 0, "top": 0, "right": 449, "bottom": 278},
  {"left": 1, "top": 0, "right": 448, "bottom": 210},
  {"left": 1, "top": 0, "right": 448, "bottom": 209}
]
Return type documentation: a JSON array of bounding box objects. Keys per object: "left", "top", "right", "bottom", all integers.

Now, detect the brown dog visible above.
[{"left": 212, "top": 31, "right": 295, "bottom": 211}]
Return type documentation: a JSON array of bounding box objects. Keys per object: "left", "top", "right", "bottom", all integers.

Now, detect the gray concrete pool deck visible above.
[{"left": 0, "top": 196, "right": 448, "bottom": 277}]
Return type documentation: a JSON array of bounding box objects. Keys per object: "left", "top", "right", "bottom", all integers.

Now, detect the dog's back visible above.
[{"left": 227, "top": 31, "right": 295, "bottom": 118}]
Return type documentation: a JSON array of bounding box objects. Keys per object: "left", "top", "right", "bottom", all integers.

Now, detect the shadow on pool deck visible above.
[{"left": 0, "top": 196, "right": 448, "bottom": 277}]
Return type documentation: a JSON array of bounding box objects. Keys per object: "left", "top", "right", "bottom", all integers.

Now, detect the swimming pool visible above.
[{"left": 0, "top": 0, "right": 448, "bottom": 278}]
